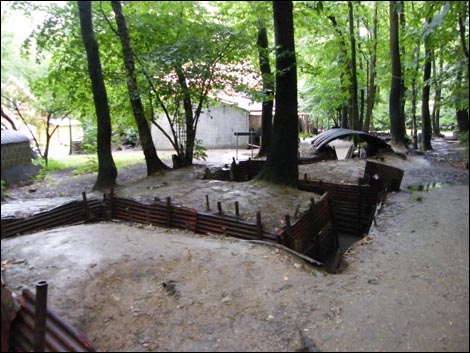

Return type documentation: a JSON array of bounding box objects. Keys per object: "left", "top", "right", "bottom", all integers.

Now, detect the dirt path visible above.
[{"left": 1, "top": 138, "right": 469, "bottom": 352}]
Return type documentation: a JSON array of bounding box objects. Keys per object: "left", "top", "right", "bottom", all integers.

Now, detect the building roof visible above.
[
  {"left": 215, "top": 91, "right": 262, "bottom": 113},
  {"left": 1, "top": 129, "right": 30, "bottom": 145}
]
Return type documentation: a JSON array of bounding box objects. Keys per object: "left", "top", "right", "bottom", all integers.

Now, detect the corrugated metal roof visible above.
[
  {"left": 311, "top": 128, "right": 391, "bottom": 151},
  {"left": 1, "top": 129, "right": 30, "bottom": 145}
]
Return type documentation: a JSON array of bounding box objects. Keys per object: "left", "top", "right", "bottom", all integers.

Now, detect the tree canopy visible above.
[{"left": 1, "top": 1, "right": 468, "bottom": 182}]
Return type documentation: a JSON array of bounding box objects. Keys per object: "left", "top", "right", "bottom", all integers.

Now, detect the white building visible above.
[{"left": 152, "top": 94, "right": 262, "bottom": 151}]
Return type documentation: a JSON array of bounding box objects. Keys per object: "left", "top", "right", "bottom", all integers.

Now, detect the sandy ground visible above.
[{"left": 1, "top": 138, "right": 469, "bottom": 352}]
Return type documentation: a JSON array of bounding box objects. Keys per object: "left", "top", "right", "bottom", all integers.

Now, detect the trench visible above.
[{"left": 202, "top": 158, "right": 404, "bottom": 273}]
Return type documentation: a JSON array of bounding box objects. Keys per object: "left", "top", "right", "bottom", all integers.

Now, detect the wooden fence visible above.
[
  {"left": 2, "top": 281, "right": 96, "bottom": 352},
  {"left": 1, "top": 194, "right": 104, "bottom": 239},
  {"left": 298, "top": 178, "right": 380, "bottom": 237}
]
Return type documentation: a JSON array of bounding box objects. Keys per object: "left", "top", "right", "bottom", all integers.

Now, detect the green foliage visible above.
[
  {"left": 299, "top": 132, "right": 313, "bottom": 139},
  {"left": 1, "top": 179, "right": 7, "bottom": 196},
  {"left": 459, "top": 131, "right": 469, "bottom": 164},
  {"left": 32, "top": 158, "right": 64, "bottom": 180},
  {"left": 193, "top": 139, "right": 207, "bottom": 161},
  {"left": 73, "top": 157, "right": 98, "bottom": 175},
  {"left": 3, "top": 0, "right": 468, "bottom": 154},
  {"left": 80, "top": 124, "right": 98, "bottom": 154}
]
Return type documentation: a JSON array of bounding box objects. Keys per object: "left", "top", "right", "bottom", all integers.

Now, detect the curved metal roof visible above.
[
  {"left": 1, "top": 129, "right": 30, "bottom": 145},
  {"left": 311, "top": 128, "right": 391, "bottom": 151}
]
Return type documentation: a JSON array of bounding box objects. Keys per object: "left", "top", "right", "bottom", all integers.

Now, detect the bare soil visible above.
[{"left": 1, "top": 138, "right": 469, "bottom": 352}]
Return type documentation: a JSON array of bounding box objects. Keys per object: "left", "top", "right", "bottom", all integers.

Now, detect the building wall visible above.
[
  {"left": 1, "top": 142, "right": 32, "bottom": 169},
  {"left": 35, "top": 123, "right": 83, "bottom": 148},
  {"left": 152, "top": 104, "right": 250, "bottom": 151},
  {"left": 1, "top": 141, "right": 39, "bottom": 186}
]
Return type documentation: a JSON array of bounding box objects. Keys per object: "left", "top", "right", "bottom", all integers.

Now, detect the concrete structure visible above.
[
  {"left": 1, "top": 129, "right": 40, "bottom": 186},
  {"left": 152, "top": 101, "right": 253, "bottom": 151},
  {"left": 151, "top": 93, "right": 312, "bottom": 152}
]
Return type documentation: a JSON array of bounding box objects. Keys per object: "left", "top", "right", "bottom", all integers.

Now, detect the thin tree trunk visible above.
[
  {"left": 3, "top": 97, "right": 44, "bottom": 158},
  {"left": 77, "top": 1, "right": 117, "bottom": 190},
  {"left": 363, "top": 2, "right": 378, "bottom": 133},
  {"left": 399, "top": 1, "right": 407, "bottom": 137},
  {"left": 257, "top": 1, "right": 298, "bottom": 186},
  {"left": 348, "top": 2, "right": 359, "bottom": 131},
  {"left": 431, "top": 52, "right": 442, "bottom": 136},
  {"left": 111, "top": 0, "right": 168, "bottom": 175},
  {"left": 174, "top": 66, "right": 195, "bottom": 166},
  {"left": 410, "top": 41, "right": 421, "bottom": 150},
  {"left": 421, "top": 22, "right": 433, "bottom": 151},
  {"left": 341, "top": 104, "right": 348, "bottom": 128},
  {"left": 1, "top": 107, "right": 17, "bottom": 130},
  {"left": 389, "top": 1, "right": 406, "bottom": 147},
  {"left": 456, "top": 9, "right": 469, "bottom": 133},
  {"left": 328, "top": 15, "right": 350, "bottom": 129},
  {"left": 256, "top": 23, "right": 274, "bottom": 158},
  {"left": 456, "top": 66, "right": 469, "bottom": 133}
]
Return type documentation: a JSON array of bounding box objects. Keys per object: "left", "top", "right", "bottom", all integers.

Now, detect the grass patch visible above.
[
  {"left": 32, "top": 150, "right": 174, "bottom": 178},
  {"left": 43, "top": 151, "right": 152, "bottom": 176}
]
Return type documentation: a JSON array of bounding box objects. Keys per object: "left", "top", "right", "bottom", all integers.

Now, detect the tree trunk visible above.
[
  {"left": 1, "top": 107, "right": 17, "bottom": 130},
  {"left": 256, "top": 23, "right": 274, "bottom": 158},
  {"left": 348, "top": 2, "right": 359, "bottom": 131},
  {"left": 174, "top": 66, "right": 195, "bottom": 166},
  {"left": 399, "top": 1, "right": 407, "bottom": 137},
  {"left": 363, "top": 2, "right": 378, "bottom": 133},
  {"left": 77, "top": 1, "right": 117, "bottom": 190},
  {"left": 431, "top": 53, "right": 442, "bottom": 136},
  {"left": 410, "top": 42, "right": 421, "bottom": 149},
  {"left": 328, "top": 15, "right": 350, "bottom": 129},
  {"left": 389, "top": 1, "right": 407, "bottom": 147},
  {"left": 456, "top": 67, "right": 469, "bottom": 133},
  {"left": 457, "top": 109, "right": 469, "bottom": 133},
  {"left": 341, "top": 104, "right": 348, "bottom": 128},
  {"left": 421, "top": 24, "right": 433, "bottom": 151},
  {"left": 257, "top": 1, "right": 298, "bottom": 186},
  {"left": 111, "top": 0, "right": 168, "bottom": 175},
  {"left": 456, "top": 10, "right": 469, "bottom": 133}
]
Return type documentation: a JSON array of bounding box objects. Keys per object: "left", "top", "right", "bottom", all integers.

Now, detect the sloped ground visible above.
[{"left": 1, "top": 138, "right": 469, "bottom": 351}]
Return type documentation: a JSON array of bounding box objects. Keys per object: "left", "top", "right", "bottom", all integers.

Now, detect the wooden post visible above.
[
  {"left": 304, "top": 173, "right": 308, "bottom": 181},
  {"left": 33, "top": 281, "right": 48, "bottom": 353},
  {"left": 102, "top": 194, "right": 111, "bottom": 220},
  {"left": 235, "top": 201, "right": 240, "bottom": 217},
  {"left": 358, "top": 184, "right": 362, "bottom": 235},
  {"left": 217, "top": 201, "right": 223, "bottom": 214},
  {"left": 310, "top": 198, "right": 316, "bottom": 212},
  {"left": 294, "top": 204, "right": 301, "bottom": 218},
  {"left": 82, "top": 191, "right": 90, "bottom": 220},
  {"left": 256, "top": 211, "right": 263, "bottom": 239},
  {"left": 285, "top": 215, "right": 292, "bottom": 238},
  {"left": 108, "top": 189, "right": 114, "bottom": 220},
  {"left": 205, "top": 195, "right": 210, "bottom": 211},
  {"left": 126, "top": 207, "right": 133, "bottom": 222},
  {"left": 166, "top": 197, "right": 172, "bottom": 227}
]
